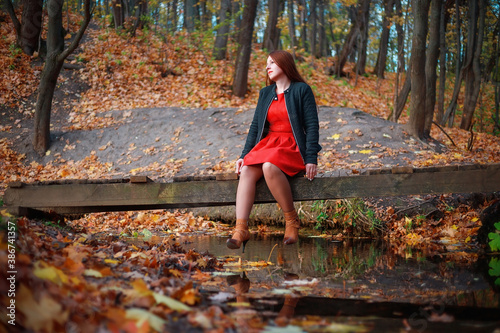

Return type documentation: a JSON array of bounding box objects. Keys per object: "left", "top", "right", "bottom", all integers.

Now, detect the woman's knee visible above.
[
  {"left": 262, "top": 162, "right": 282, "bottom": 179},
  {"left": 240, "top": 165, "right": 263, "bottom": 182}
]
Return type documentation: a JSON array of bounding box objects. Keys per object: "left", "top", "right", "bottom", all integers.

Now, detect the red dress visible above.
[{"left": 243, "top": 93, "right": 305, "bottom": 176}]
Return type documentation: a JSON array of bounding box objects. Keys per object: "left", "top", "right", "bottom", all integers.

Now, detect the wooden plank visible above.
[
  {"left": 4, "top": 164, "right": 500, "bottom": 216},
  {"left": 216, "top": 173, "right": 239, "bottom": 181},
  {"left": 130, "top": 176, "right": 151, "bottom": 183},
  {"left": 391, "top": 166, "right": 413, "bottom": 174}
]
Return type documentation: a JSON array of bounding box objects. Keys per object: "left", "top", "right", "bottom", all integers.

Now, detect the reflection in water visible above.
[
  {"left": 221, "top": 270, "right": 500, "bottom": 332},
  {"left": 179, "top": 234, "right": 499, "bottom": 308},
  {"left": 225, "top": 271, "right": 299, "bottom": 329}
]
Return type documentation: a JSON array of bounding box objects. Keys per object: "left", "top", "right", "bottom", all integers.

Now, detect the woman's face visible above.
[{"left": 266, "top": 56, "right": 285, "bottom": 82}]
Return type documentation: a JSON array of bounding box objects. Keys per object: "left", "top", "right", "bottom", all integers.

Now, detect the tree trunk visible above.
[
  {"left": 373, "top": 0, "right": 394, "bottom": 79},
  {"left": 3, "top": 0, "right": 22, "bottom": 41},
  {"left": 406, "top": 0, "right": 429, "bottom": 140},
  {"left": 200, "top": 0, "right": 210, "bottom": 30},
  {"left": 33, "top": 0, "right": 92, "bottom": 154},
  {"left": 34, "top": 54, "right": 63, "bottom": 153},
  {"left": 184, "top": 0, "right": 196, "bottom": 32},
  {"left": 232, "top": 0, "right": 258, "bottom": 98},
  {"left": 442, "top": 0, "right": 462, "bottom": 126},
  {"left": 213, "top": 0, "right": 231, "bottom": 60},
  {"left": 335, "top": 0, "right": 368, "bottom": 77},
  {"left": 19, "top": 0, "right": 43, "bottom": 55},
  {"left": 3, "top": 0, "right": 43, "bottom": 56},
  {"left": 232, "top": 0, "right": 242, "bottom": 31},
  {"left": 168, "top": 0, "right": 178, "bottom": 33},
  {"left": 424, "top": 0, "right": 442, "bottom": 137},
  {"left": 308, "top": 0, "right": 317, "bottom": 56},
  {"left": 393, "top": 71, "right": 410, "bottom": 122},
  {"left": 317, "top": 0, "right": 327, "bottom": 58},
  {"left": 335, "top": 4, "right": 358, "bottom": 76},
  {"left": 328, "top": 8, "right": 340, "bottom": 63},
  {"left": 263, "top": 0, "right": 283, "bottom": 52},
  {"left": 394, "top": 0, "right": 405, "bottom": 71},
  {"left": 288, "top": 0, "right": 297, "bottom": 57},
  {"left": 113, "top": 0, "right": 124, "bottom": 28},
  {"left": 436, "top": 3, "right": 447, "bottom": 125},
  {"left": 298, "top": 0, "right": 307, "bottom": 52},
  {"left": 461, "top": 0, "right": 485, "bottom": 131},
  {"left": 130, "top": 0, "right": 148, "bottom": 36},
  {"left": 355, "top": 0, "right": 370, "bottom": 75}
]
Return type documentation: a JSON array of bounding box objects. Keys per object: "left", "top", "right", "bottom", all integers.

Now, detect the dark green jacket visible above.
[{"left": 240, "top": 82, "right": 322, "bottom": 165}]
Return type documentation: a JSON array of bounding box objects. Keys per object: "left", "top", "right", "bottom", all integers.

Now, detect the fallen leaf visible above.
[
  {"left": 125, "top": 308, "right": 166, "bottom": 331},
  {"left": 17, "top": 284, "right": 69, "bottom": 331}
]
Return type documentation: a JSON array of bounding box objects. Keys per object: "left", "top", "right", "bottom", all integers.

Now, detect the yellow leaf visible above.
[
  {"left": 83, "top": 269, "right": 103, "bottom": 278},
  {"left": 328, "top": 133, "right": 341, "bottom": 140},
  {"left": 130, "top": 168, "right": 141, "bottom": 174},
  {"left": 125, "top": 308, "right": 166, "bottom": 331},
  {"left": 105, "top": 259, "right": 121, "bottom": 264},
  {"left": 33, "top": 261, "right": 70, "bottom": 285},
  {"left": 130, "top": 279, "right": 191, "bottom": 312},
  {"left": 153, "top": 292, "right": 192, "bottom": 311},
  {"left": 359, "top": 149, "right": 373, "bottom": 154},
  {"left": 0, "top": 209, "right": 13, "bottom": 217}
]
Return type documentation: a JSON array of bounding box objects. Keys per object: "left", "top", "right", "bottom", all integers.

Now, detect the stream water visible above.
[{"left": 173, "top": 233, "right": 500, "bottom": 332}]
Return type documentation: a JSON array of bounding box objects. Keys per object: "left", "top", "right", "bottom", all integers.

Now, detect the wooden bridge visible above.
[{"left": 4, "top": 163, "right": 500, "bottom": 218}]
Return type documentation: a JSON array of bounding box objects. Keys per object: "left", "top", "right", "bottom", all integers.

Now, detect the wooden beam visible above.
[{"left": 4, "top": 164, "right": 500, "bottom": 216}]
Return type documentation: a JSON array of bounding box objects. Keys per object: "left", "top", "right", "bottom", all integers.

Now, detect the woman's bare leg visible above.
[
  {"left": 228, "top": 165, "right": 263, "bottom": 251},
  {"left": 262, "top": 162, "right": 294, "bottom": 212},
  {"left": 262, "top": 162, "right": 300, "bottom": 244},
  {"left": 236, "top": 165, "right": 264, "bottom": 220}
]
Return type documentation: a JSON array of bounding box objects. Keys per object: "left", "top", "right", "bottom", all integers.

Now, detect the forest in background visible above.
[
  {"left": 1, "top": 0, "right": 500, "bottom": 154},
  {"left": 2, "top": 1, "right": 500, "bottom": 332}
]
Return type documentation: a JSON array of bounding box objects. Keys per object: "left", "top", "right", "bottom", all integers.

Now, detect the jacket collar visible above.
[{"left": 269, "top": 82, "right": 294, "bottom": 100}]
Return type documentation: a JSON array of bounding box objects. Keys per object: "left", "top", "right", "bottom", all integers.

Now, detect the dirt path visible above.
[{"left": 5, "top": 103, "right": 439, "bottom": 180}]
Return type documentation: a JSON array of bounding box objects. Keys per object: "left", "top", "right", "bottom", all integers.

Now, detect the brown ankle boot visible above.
[
  {"left": 227, "top": 219, "right": 250, "bottom": 252},
  {"left": 283, "top": 210, "right": 300, "bottom": 245}
]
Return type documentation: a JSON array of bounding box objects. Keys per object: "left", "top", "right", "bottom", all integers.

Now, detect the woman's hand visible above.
[
  {"left": 236, "top": 159, "right": 244, "bottom": 174},
  {"left": 305, "top": 163, "right": 317, "bottom": 181}
]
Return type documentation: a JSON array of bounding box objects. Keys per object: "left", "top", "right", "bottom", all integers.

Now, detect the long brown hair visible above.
[{"left": 266, "top": 50, "right": 306, "bottom": 86}]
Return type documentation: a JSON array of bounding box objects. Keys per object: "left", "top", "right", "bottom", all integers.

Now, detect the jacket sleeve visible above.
[{"left": 301, "top": 85, "right": 322, "bottom": 165}]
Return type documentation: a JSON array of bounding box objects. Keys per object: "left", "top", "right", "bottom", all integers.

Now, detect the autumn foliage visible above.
[{"left": 1, "top": 13, "right": 500, "bottom": 332}]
